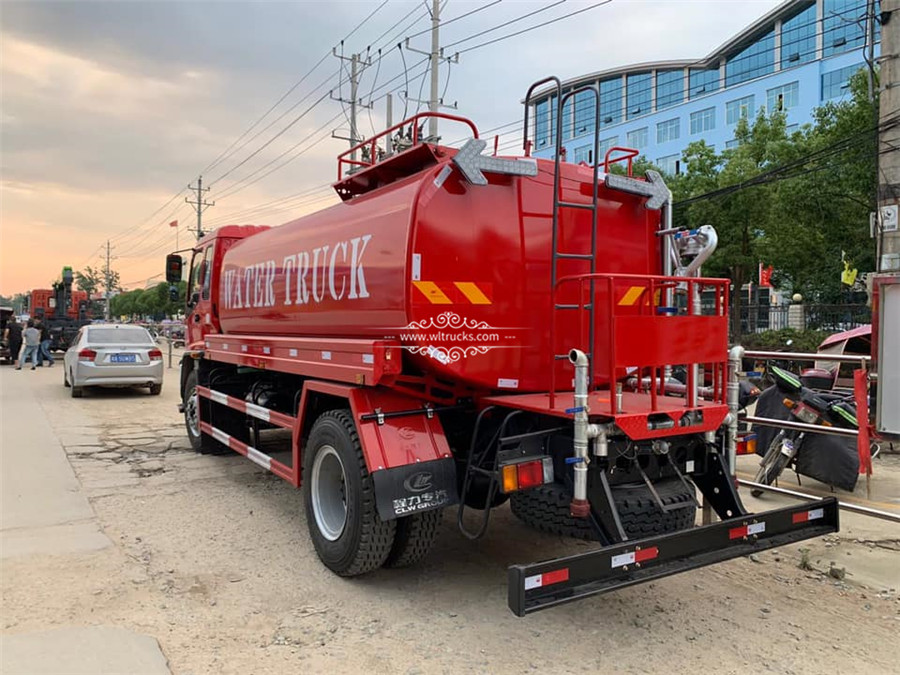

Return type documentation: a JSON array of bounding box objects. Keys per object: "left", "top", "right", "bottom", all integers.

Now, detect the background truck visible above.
[
  {"left": 166, "top": 79, "right": 837, "bottom": 616},
  {"left": 26, "top": 267, "right": 92, "bottom": 351}
]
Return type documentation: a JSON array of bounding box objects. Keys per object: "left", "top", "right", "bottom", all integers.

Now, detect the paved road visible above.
[{"left": 1, "top": 362, "right": 898, "bottom": 674}]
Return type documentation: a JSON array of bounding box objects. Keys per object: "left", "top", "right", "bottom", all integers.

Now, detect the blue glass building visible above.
[{"left": 531, "top": 0, "right": 881, "bottom": 175}]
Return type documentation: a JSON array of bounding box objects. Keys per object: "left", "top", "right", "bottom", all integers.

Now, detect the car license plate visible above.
[{"left": 110, "top": 353, "right": 136, "bottom": 363}]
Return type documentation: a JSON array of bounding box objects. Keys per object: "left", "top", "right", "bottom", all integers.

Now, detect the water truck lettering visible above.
[{"left": 222, "top": 234, "right": 372, "bottom": 310}]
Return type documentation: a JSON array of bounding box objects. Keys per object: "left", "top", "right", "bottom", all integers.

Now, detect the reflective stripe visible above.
[
  {"left": 247, "top": 447, "right": 272, "bottom": 470},
  {"left": 245, "top": 401, "right": 271, "bottom": 423},
  {"left": 618, "top": 286, "right": 645, "bottom": 306},
  {"left": 211, "top": 427, "right": 230, "bottom": 446},
  {"left": 454, "top": 281, "right": 491, "bottom": 305},
  {"left": 413, "top": 281, "right": 452, "bottom": 304},
  {"left": 210, "top": 390, "right": 228, "bottom": 405}
]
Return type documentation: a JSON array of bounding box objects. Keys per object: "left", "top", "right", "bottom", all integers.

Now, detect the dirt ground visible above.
[{"left": 2, "top": 362, "right": 899, "bottom": 674}]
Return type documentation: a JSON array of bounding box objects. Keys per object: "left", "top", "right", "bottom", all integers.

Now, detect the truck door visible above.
[{"left": 186, "top": 242, "right": 216, "bottom": 346}]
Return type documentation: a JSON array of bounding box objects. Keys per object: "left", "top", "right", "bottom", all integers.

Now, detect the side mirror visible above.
[{"left": 166, "top": 254, "right": 183, "bottom": 283}]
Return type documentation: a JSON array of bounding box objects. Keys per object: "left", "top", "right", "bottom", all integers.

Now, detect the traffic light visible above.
[{"left": 169, "top": 285, "right": 179, "bottom": 302}]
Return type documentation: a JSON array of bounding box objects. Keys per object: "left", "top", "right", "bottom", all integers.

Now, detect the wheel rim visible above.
[
  {"left": 185, "top": 387, "right": 201, "bottom": 439},
  {"left": 311, "top": 445, "right": 347, "bottom": 541}
]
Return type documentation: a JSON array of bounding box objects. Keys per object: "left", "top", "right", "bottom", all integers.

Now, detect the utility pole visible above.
[
  {"left": 104, "top": 240, "right": 113, "bottom": 321},
  {"left": 186, "top": 176, "right": 214, "bottom": 241},
  {"left": 406, "top": 0, "right": 458, "bottom": 142},
  {"left": 331, "top": 48, "right": 372, "bottom": 162},
  {"left": 877, "top": 1, "right": 900, "bottom": 271}
]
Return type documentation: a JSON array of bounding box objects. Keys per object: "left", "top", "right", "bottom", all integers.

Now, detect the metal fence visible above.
[{"left": 738, "top": 303, "right": 870, "bottom": 335}]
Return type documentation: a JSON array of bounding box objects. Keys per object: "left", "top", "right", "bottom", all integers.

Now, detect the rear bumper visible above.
[
  {"left": 74, "top": 362, "right": 163, "bottom": 387},
  {"left": 507, "top": 497, "right": 838, "bottom": 616}
]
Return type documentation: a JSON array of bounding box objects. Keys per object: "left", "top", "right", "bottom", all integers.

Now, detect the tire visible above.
[
  {"left": 510, "top": 477, "right": 696, "bottom": 541},
  {"left": 63, "top": 367, "right": 70, "bottom": 388},
  {"left": 303, "top": 409, "right": 396, "bottom": 576},
  {"left": 384, "top": 509, "right": 442, "bottom": 568},
  {"left": 752, "top": 431, "right": 787, "bottom": 497},
  {"left": 182, "top": 370, "right": 227, "bottom": 455},
  {"left": 149, "top": 382, "right": 162, "bottom": 396},
  {"left": 70, "top": 369, "right": 83, "bottom": 398}
]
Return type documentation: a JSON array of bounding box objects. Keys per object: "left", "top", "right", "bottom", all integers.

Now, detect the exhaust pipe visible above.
[{"left": 569, "top": 349, "right": 598, "bottom": 518}]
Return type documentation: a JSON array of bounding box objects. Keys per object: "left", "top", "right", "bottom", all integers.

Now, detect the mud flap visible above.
[
  {"left": 372, "top": 457, "right": 459, "bottom": 521},
  {"left": 507, "top": 497, "right": 839, "bottom": 616}
]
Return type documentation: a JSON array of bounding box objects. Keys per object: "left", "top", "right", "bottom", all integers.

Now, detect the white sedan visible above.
[{"left": 63, "top": 324, "right": 164, "bottom": 398}]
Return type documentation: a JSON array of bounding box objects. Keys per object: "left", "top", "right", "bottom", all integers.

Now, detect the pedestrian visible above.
[
  {"left": 4, "top": 317, "right": 23, "bottom": 369},
  {"left": 36, "top": 320, "right": 54, "bottom": 367},
  {"left": 19, "top": 320, "right": 41, "bottom": 370}
]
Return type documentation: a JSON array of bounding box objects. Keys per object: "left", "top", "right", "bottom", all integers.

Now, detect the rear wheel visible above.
[
  {"left": 63, "top": 367, "right": 70, "bottom": 387},
  {"left": 70, "top": 369, "right": 83, "bottom": 398},
  {"left": 510, "top": 477, "right": 696, "bottom": 541},
  {"left": 149, "top": 382, "right": 162, "bottom": 396},
  {"left": 303, "top": 409, "right": 395, "bottom": 576},
  {"left": 384, "top": 509, "right": 442, "bottom": 568}
]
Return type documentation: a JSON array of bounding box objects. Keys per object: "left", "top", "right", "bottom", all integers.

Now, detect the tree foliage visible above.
[
  {"left": 110, "top": 282, "right": 186, "bottom": 321},
  {"left": 659, "top": 69, "right": 877, "bottom": 323}
]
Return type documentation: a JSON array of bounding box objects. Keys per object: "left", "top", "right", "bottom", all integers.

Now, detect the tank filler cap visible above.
[{"left": 452, "top": 138, "right": 538, "bottom": 186}]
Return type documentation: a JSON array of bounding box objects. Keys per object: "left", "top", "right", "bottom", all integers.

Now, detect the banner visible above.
[{"left": 758, "top": 263, "right": 773, "bottom": 287}]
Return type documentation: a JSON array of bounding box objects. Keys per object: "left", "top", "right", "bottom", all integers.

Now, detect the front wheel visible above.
[
  {"left": 303, "top": 409, "right": 396, "bottom": 576},
  {"left": 182, "top": 370, "right": 225, "bottom": 455}
]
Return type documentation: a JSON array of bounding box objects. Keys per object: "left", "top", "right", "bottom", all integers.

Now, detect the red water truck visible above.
[{"left": 167, "top": 78, "right": 837, "bottom": 615}]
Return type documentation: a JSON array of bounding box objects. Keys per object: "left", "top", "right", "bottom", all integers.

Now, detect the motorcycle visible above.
[{"left": 751, "top": 365, "right": 860, "bottom": 497}]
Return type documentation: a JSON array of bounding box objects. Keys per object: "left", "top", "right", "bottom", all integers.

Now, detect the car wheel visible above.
[
  {"left": 63, "top": 367, "right": 70, "bottom": 388},
  {"left": 149, "top": 383, "right": 162, "bottom": 396}
]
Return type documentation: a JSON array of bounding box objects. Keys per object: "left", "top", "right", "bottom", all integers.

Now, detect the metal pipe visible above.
[
  {"left": 738, "top": 479, "right": 900, "bottom": 524},
  {"left": 744, "top": 415, "right": 859, "bottom": 438},
  {"left": 569, "top": 349, "right": 593, "bottom": 518},
  {"left": 742, "top": 350, "right": 871, "bottom": 364},
  {"left": 727, "top": 345, "right": 745, "bottom": 476},
  {"left": 680, "top": 224, "right": 718, "bottom": 277}
]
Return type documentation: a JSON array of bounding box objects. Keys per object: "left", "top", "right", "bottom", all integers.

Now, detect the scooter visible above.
[{"left": 751, "top": 365, "right": 859, "bottom": 497}]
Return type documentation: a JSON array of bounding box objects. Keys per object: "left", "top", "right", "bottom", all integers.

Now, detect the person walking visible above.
[
  {"left": 36, "top": 320, "right": 54, "bottom": 367},
  {"left": 19, "top": 320, "right": 41, "bottom": 370},
  {"left": 4, "top": 317, "right": 23, "bottom": 368}
]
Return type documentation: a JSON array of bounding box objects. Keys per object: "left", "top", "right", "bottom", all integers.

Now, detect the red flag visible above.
[
  {"left": 759, "top": 264, "right": 774, "bottom": 287},
  {"left": 169, "top": 220, "right": 178, "bottom": 228}
]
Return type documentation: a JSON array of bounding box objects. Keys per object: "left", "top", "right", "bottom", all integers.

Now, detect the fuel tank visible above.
[{"left": 217, "top": 148, "right": 662, "bottom": 393}]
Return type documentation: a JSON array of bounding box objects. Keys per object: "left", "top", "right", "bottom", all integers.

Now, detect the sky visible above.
[{"left": 0, "top": 0, "right": 782, "bottom": 295}]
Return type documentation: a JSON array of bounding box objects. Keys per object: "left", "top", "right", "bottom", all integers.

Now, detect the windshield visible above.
[{"left": 88, "top": 328, "right": 152, "bottom": 344}]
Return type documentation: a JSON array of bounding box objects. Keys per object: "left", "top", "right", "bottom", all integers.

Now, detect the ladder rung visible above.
[
  {"left": 555, "top": 253, "right": 593, "bottom": 260},
  {"left": 557, "top": 201, "right": 595, "bottom": 211},
  {"left": 555, "top": 304, "right": 593, "bottom": 310}
]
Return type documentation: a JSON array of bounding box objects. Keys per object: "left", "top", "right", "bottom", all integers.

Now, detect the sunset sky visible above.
[{"left": 0, "top": 0, "right": 780, "bottom": 295}]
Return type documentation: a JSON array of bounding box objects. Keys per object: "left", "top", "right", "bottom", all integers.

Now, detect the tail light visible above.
[
  {"left": 500, "top": 457, "right": 554, "bottom": 493},
  {"left": 78, "top": 349, "right": 97, "bottom": 362},
  {"left": 790, "top": 402, "right": 820, "bottom": 424},
  {"left": 736, "top": 433, "right": 757, "bottom": 455},
  {"left": 148, "top": 349, "right": 163, "bottom": 361}
]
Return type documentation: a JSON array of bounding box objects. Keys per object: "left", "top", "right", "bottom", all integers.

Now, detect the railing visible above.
[
  {"left": 736, "top": 303, "right": 871, "bottom": 336},
  {"left": 336, "top": 112, "right": 479, "bottom": 181},
  {"left": 805, "top": 303, "right": 871, "bottom": 331},
  {"left": 602, "top": 147, "right": 640, "bottom": 175},
  {"left": 550, "top": 273, "right": 730, "bottom": 414}
]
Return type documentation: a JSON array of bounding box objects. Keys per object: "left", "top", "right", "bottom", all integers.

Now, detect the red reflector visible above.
[
  {"left": 542, "top": 568, "right": 569, "bottom": 586},
  {"left": 634, "top": 546, "right": 659, "bottom": 563},
  {"left": 516, "top": 460, "right": 544, "bottom": 490},
  {"left": 792, "top": 512, "right": 808, "bottom": 524},
  {"left": 729, "top": 525, "right": 747, "bottom": 540}
]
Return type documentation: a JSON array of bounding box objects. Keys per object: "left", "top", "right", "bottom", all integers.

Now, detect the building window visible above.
[
  {"left": 824, "top": 0, "right": 869, "bottom": 57},
  {"left": 573, "top": 144, "right": 593, "bottom": 164},
  {"left": 726, "top": 95, "right": 755, "bottom": 124},
  {"left": 821, "top": 63, "right": 863, "bottom": 100},
  {"left": 656, "top": 70, "right": 684, "bottom": 110},
  {"left": 600, "top": 77, "right": 623, "bottom": 128},
  {"left": 627, "top": 127, "right": 648, "bottom": 150},
  {"left": 689, "top": 68, "right": 719, "bottom": 99},
  {"left": 535, "top": 97, "right": 555, "bottom": 148},
  {"left": 725, "top": 29, "right": 775, "bottom": 86},
  {"left": 561, "top": 94, "right": 574, "bottom": 140},
  {"left": 656, "top": 154, "right": 680, "bottom": 176},
  {"left": 627, "top": 72, "right": 652, "bottom": 119},
  {"left": 767, "top": 81, "right": 799, "bottom": 112},
  {"left": 657, "top": 118, "right": 680, "bottom": 144},
  {"left": 780, "top": 3, "right": 817, "bottom": 66},
  {"left": 726, "top": 139, "right": 741, "bottom": 149},
  {"left": 690, "top": 107, "right": 716, "bottom": 134},
  {"left": 597, "top": 136, "right": 619, "bottom": 162},
  {"left": 572, "top": 88, "right": 596, "bottom": 137}
]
